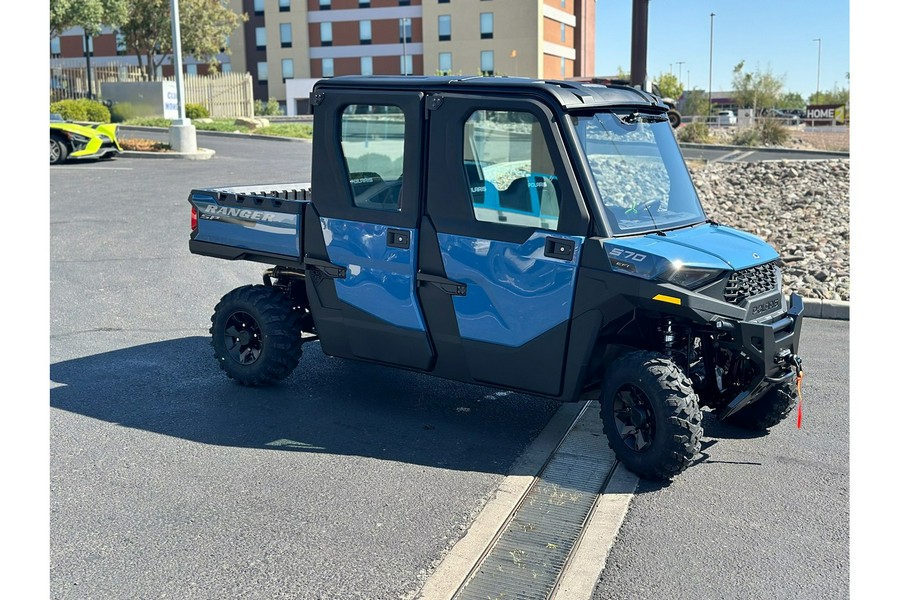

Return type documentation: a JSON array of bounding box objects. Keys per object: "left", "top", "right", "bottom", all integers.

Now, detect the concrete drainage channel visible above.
[{"left": 416, "top": 401, "right": 639, "bottom": 600}]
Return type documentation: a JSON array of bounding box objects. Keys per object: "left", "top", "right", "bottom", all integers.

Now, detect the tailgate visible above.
[{"left": 189, "top": 183, "right": 311, "bottom": 267}]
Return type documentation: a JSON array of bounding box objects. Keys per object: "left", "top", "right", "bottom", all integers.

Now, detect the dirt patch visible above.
[{"left": 788, "top": 128, "right": 850, "bottom": 152}]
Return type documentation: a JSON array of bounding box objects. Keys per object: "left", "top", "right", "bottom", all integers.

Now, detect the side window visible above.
[
  {"left": 463, "top": 110, "right": 560, "bottom": 231},
  {"left": 340, "top": 104, "right": 405, "bottom": 211}
]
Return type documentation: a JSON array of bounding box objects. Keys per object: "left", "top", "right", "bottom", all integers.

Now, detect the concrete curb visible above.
[
  {"left": 119, "top": 125, "right": 311, "bottom": 144},
  {"left": 680, "top": 141, "right": 850, "bottom": 158},
  {"left": 120, "top": 148, "right": 216, "bottom": 160},
  {"left": 804, "top": 299, "right": 850, "bottom": 320}
]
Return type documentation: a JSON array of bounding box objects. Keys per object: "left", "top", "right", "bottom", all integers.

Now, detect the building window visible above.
[
  {"left": 222, "top": 63, "right": 232, "bottom": 73},
  {"left": 399, "top": 18, "right": 412, "bottom": 43},
  {"left": 361, "top": 56, "right": 373, "bottom": 75},
  {"left": 439, "top": 0, "right": 450, "bottom": 3},
  {"left": 561, "top": 22, "right": 566, "bottom": 42},
  {"left": 438, "top": 15, "right": 451, "bottom": 41},
  {"left": 255, "top": 27, "right": 266, "bottom": 50},
  {"left": 321, "top": 22, "right": 332, "bottom": 46},
  {"left": 341, "top": 104, "right": 406, "bottom": 211},
  {"left": 438, "top": 52, "right": 452, "bottom": 74},
  {"left": 320, "top": 0, "right": 331, "bottom": 9},
  {"left": 282, "top": 58, "right": 294, "bottom": 80},
  {"left": 186, "top": 64, "right": 198, "bottom": 75},
  {"left": 480, "top": 13, "right": 493, "bottom": 39},
  {"left": 257, "top": 61, "right": 269, "bottom": 82},
  {"left": 322, "top": 58, "right": 334, "bottom": 77},
  {"left": 359, "top": 0, "right": 370, "bottom": 6},
  {"left": 50, "top": 36, "right": 61, "bottom": 57},
  {"left": 279, "top": 0, "right": 290, "bottom": 12},
  {"left": 480, "top": 50, "right": 494, "bottom": 76},
  {"left": 82, "top": 35, "right": 94, "bottom": 57},
  {"left": 399, "top": 0, "right": 410, "bottom": 5},
  {"left": 401, "top": 54, "right": 413, "bottom": 76},
  {"left": 560, "top": 57, "right": 566, "bottom": 77},
  {"left": 115, "top": 32, "right": 126, "bottom": 56},
  {"left": 280, "top": 23, "right": 292, "bottom": 48},
  {"left": 254, "top": 0, "right": 264, "bottom": 15},
  {"left": 360, "top": 20, "right": 372, "bottom": 45},
  {"left": 463, "top": 110, "right": 560, "bottom": 230}
]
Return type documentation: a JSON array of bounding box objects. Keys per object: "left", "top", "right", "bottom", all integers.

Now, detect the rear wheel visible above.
[
  {"left": 727, "top": 381, "right": 798, "bottom": 430},
  {"left": 601, "top": 350, "right": 703, "bottom": 480},
  {"left": 210, "top": 284, "right": 304, "bottom": 386},
  {"left": 50, "top": 135, "right": 68, "bottom": 164}
]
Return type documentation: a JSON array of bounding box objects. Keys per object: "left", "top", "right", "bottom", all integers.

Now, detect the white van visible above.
[{"left": 717, "top": 110, "right": 737, "bottom": 125}]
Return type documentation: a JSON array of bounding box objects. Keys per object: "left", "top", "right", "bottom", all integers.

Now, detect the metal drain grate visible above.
[{"left": 452, "top": 401, "right": 616, "bottom": 600}]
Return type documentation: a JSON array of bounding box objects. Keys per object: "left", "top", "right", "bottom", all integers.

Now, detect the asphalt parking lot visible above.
[{"left": 46, "top": 133, "right": 851, "bottom": 599}]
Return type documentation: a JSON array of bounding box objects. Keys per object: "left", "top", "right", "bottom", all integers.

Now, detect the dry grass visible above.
[{"left": 119, "top": 138, "right": 171, "bottom": 152}]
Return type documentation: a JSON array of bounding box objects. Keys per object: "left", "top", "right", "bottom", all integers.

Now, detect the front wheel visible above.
[
  {"left": 726, "top": 381, "right": 798, "bottom": 430},
  {"left": 210, "top": 284, "right": 304, "bottom": 386},
  {"left": 600, "top": 351, "right": 703, "bottom": 480},
  {"left": 50, "top": 135, "right": 68, "bottom": 164}
]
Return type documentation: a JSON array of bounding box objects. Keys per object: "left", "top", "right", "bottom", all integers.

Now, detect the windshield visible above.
[{"left": 571, "top": 111, "right": 706, "bottom": 235}]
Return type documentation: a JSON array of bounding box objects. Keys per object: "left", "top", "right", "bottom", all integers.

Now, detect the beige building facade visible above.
[{"left": 227, "top": 0, "right": 595, "bottom": 106}]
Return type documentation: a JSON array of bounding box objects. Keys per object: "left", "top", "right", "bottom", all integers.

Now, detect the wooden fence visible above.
[
  {"left": 50, "top": 62, "right": 255, "bottom": 118},
  {"left": 175, "top": 72, "right": 254, "bottom": 118}
]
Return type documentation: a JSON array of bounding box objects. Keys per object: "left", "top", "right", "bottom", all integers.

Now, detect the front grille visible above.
[{"left": 724, "top": 261, "right": 779, "bottom": 304}]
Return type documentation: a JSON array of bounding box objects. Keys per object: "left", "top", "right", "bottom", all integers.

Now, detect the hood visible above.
[{"left": 605, "top": 223, "right": 779, "bottom": 277}]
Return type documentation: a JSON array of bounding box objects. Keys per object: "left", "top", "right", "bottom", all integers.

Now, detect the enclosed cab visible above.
[{"left": 189, "top": 77, "right": 803, "bottom": 480}]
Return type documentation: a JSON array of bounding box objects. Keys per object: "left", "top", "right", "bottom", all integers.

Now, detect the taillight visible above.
[{"left": 191, "top": 206, "right": 198, "bottom": 231}]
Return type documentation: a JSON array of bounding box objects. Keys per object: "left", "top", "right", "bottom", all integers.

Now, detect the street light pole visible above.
[
  {"left": 400, "top": 18, "right": 409, "bottom": 75},
  {"left": 813, "top": 38, "right": 822, "bottom": 104},
  {"left": 676, "top": 61, "right": 685, "bottom": 86},
  {"left": 708, "top": 13, "right": 715, "bottom": 120},
  {"left": 168, "top": 0, "right": 197, "bottom": 153}
]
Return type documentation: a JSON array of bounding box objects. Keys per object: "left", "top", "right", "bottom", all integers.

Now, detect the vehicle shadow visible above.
[{"left": 50, "top": 337, "right": 564, "bottom": 477}]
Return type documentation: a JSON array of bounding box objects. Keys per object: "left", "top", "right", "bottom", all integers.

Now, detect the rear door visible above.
[
  {"left": 304, "top": 89, "right": 434, "bottom": 370},
  {"left": 418, "top": 94, "right": 591, "bottom": 396}
]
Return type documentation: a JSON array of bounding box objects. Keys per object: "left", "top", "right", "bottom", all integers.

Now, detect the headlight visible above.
[{"left": 659, "top": 262, "right": 723, "bottom": 289}]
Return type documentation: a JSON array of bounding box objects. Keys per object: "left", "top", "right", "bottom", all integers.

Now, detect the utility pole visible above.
[
  {"left": 708, "top": 12, "right": 715, "bottom": 119},
  {"left": 813, "top": 38, "right": 822, "bottom": 104}
]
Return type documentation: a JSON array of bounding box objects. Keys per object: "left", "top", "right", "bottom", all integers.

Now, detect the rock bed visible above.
[{"left": 691, "top": 159, "right": 850, "bottom": 301}]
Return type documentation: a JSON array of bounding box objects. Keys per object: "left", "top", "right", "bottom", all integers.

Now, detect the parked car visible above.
[
  {"left": 716, "top": 110, "right": 737, "bottom": 125},
  {"left": 768, "top": 109, "right": 802, "bottom": 125},
  {"left": 50, "top": 113, "right": 122, "bottom": 165}
]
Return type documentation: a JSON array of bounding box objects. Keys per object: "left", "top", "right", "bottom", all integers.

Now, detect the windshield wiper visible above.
[{"left": 619, "top": 112, "right": 669, "bottom": 124}]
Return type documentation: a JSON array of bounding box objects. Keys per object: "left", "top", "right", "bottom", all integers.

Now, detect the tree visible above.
[
  {"left": 51, "top": 0, "right": 127, "bottom": 37},
  {"left": 780, "top": 92, "right": 806, "bottom": 110},
  {"left": 118, "top": 0, "right": 246, "bottom": 80},
  {"left": 731, "top": 61, "right": 785, "bottom": 113},
  {"left": 681, "top": 89, "right": 710, "bottom": 116},
  {"left": 654, "top": 72, "right": 683, "bottom": 101},
  {"left": 808, "top": 85, "right": 850, "bottom": 106}
]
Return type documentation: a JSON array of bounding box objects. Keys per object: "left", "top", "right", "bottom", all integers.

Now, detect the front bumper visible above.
[{"left": 718, "top": 292, "right": 805, "bottom": 418}]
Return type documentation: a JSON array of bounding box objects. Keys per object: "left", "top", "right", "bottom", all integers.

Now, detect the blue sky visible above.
[{"left": 594, "top": 0, "right": 850, "bottom": 100}]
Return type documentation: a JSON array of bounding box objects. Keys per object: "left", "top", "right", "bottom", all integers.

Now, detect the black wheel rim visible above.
[
  {"left": 223, "top": 311, "right": 263, "bottom": 365},
  {"left": 612, "top": 384, "right": 656, "bottom": 452}
]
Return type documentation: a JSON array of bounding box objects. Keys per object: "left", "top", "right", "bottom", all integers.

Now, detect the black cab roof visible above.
[{"left": 312, "top": 75, "right": 665, "bottom": 112}]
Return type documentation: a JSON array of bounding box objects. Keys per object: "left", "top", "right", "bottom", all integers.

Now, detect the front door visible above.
[
  {"left": 418, "top": 95, "right": 591, "bottom": 396},
  {"left": 304, "top": 90, "right": 434, "bottom": 370}
]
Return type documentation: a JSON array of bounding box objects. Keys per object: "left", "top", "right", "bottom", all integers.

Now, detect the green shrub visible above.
[
  {"left": 109, "top": 102, "right": 138, "bottom": 123},
  {"left": 254, "top": 98, "right": 283, "bottom": 116},
  {"left": 757, "top": 118, "right": 789, "bottom": 146},
  {"left": 677, "top": 122, "right": 711, "bottom": 144},
  {"left": 185, "top": 103, "right": 210, "bottom": 119},
  {"left": 731, "top": 119, "right": 790, "bottom": 147},
  {"left": 50, "top": 98, "right": 111, "bottom": 123},
  {"left": 731, "top": 127, "right": 761, "bottom": 146}
]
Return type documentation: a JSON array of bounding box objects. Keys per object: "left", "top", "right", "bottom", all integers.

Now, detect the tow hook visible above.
[{"left": 786, "top": 353, "right": 805, "bottom": 428}]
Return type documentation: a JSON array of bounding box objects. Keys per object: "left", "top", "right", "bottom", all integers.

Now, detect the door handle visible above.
[
  {"left": 417, "top": 272, "right": 467, "bottom": 296},
  {"left": 304, "top": 257, "right": 346, "bottom": 279},
  {"left": 387, "top": 228, "right": 411, "bottom": 249},
  {"left": 544, "top": 237, "right": 575, "bottom": 261}
]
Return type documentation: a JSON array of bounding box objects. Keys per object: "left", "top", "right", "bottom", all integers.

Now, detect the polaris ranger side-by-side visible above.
[{"left": 188, "top": 77, "right": 804, "bottom": 480}]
